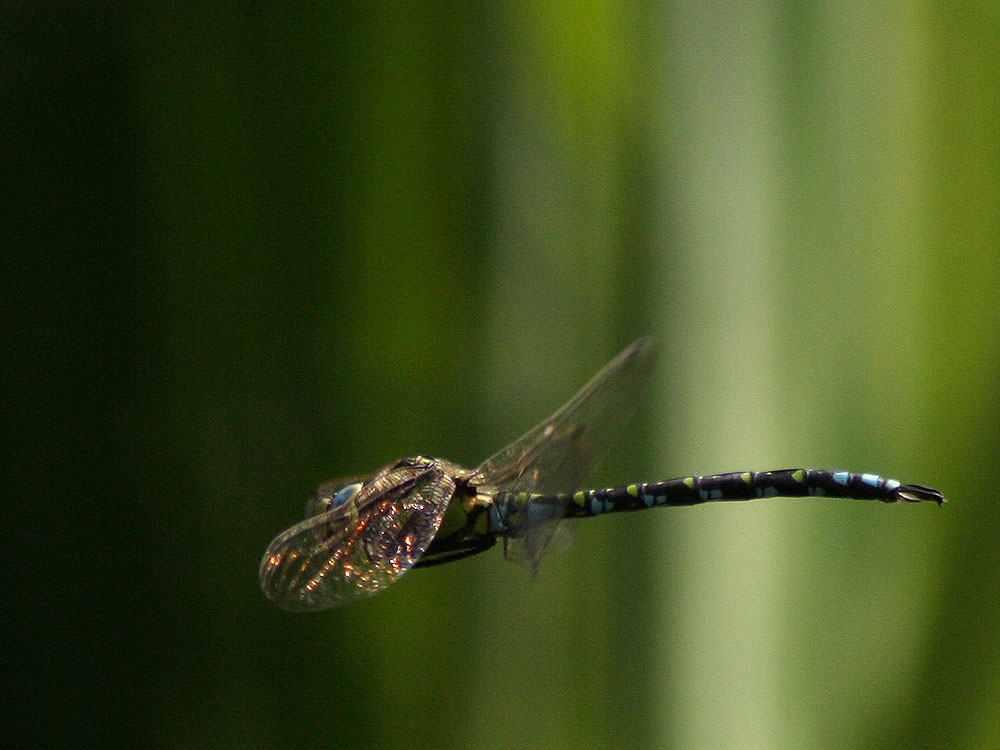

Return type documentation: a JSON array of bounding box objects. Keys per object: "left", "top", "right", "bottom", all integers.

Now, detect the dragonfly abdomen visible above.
[{"left": 559, "top": 469, "right": 944, "bottom": 518}]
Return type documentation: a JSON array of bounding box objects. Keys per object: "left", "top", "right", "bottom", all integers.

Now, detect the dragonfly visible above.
[{"left": 260, "top": 339, "right": 943, "bottom": 611}]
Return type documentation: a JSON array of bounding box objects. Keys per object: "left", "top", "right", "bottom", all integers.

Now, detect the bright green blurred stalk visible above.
[
  {"left": 647, "top": 3, "right": 1000, "bottom": 749},
  {"left": 8, "top": 2, "right": 999, "bottom": 749}
]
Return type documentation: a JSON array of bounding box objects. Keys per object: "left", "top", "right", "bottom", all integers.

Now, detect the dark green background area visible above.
[{"left": 5, "top": 3, "right": 998, "bottom": 749}]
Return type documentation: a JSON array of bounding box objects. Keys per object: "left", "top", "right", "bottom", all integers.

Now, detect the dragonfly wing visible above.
[
  {"left": 259, "top": 464, "right": 457, "bottom": 611},
  {"left": 468, "top": 339, "right": 654, "bottom": 572}
]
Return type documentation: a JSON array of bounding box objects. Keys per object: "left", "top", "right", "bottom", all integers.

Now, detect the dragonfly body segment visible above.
[
  {"left": 260, "top": 340, "right": 943, "bottom": 611},
  {"left": 494, "top": 468, "right": 943, "bottom": 524}
]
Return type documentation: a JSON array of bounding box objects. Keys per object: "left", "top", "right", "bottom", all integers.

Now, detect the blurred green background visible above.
[{"left": 6, "top": 2, "right": 999, "bottom": 748}]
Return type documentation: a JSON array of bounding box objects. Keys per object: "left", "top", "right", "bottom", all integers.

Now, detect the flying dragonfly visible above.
[{"left": 260, "top": 339, "right": 943, "bottom": 611}]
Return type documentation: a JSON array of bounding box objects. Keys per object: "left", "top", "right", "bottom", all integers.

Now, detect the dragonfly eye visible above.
[{"left": 306, "top": 481, "right": 363, "bottom": 517}]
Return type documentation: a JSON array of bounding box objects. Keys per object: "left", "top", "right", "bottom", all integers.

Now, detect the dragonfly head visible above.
[
  {"left": 304, "top": 457, "right": 446, "bottom": 520},
  {"left": 306, "top": 480, "right": 364, "bottom": 518}
]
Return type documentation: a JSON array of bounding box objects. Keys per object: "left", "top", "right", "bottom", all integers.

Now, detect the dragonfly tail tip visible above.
[{"left": 896, "top": 484, "right": 946, "bottom": 505}]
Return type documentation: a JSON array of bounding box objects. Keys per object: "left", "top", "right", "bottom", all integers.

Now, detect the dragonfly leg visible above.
[{"left": 414, "top": 537, "right": 497, "bottom": 568}]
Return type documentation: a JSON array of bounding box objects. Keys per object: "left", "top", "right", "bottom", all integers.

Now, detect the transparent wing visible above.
[
  {"left": 259, "top": 463, "right": 457, "bottom": 611},
  {"left": 468, "top": 339, "right": 655, "bottom": 572}
]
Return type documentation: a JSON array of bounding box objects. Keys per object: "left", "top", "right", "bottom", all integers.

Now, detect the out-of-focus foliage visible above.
[{"left": 5, "top": 2, "right": 998, "bottom": 748}]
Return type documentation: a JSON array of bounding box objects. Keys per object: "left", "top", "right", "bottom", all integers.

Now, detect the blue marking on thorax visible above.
[
  {"left": 491, "top": 494, "right": 561, "bottom": 535},
  {"left": 487, "top": 505, "right": 505, "bottom": 534},
  {"left": 527, "top": 497, "right": 561, "bottom": 527}
]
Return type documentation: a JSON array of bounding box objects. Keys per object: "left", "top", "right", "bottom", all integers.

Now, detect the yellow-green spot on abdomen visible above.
[
  {"left": 626, "top": 484, "right": 639, "bottom": 498},
  {"left": 741, "top": 472, "right": 752, "bottom": 484},
  {"left": 573, "top": 491, "right": 586, "bottom": 508},
  {"left": 791, "top": 469, "right": 804, "bottom": 483},
  {"left": 683, "top": 477, "right": 695, "bottom": 489}
]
